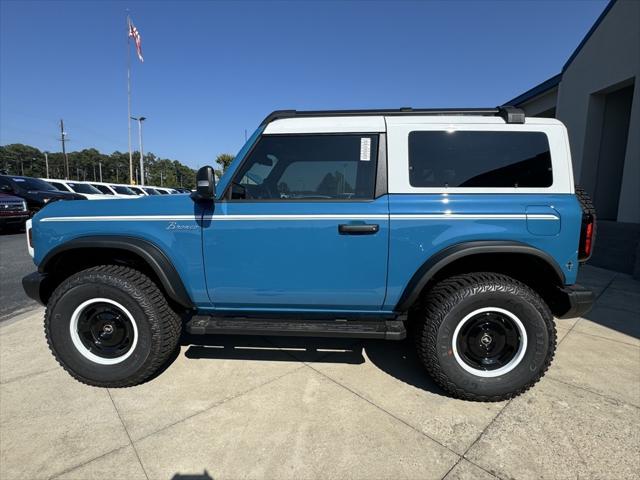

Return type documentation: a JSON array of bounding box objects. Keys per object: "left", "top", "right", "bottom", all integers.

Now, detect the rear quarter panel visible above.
[{"left": 384, "top": 194, "right": 582, "bottom": 310}]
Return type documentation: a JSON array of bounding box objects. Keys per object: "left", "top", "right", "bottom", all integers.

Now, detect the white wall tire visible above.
[
  {"left": 45, "top": 265, "right": 181, "bottom": 388},
  {"left": 415, "top": 272, "right": 556, "bottom": 402}
]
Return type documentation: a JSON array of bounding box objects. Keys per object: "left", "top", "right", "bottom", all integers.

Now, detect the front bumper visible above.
[
  {"left": 556, "top": 284, "right": 594, "bottom": 319},
  {"left": 22, "top": 272, "right": 48, "bottom": 305}
]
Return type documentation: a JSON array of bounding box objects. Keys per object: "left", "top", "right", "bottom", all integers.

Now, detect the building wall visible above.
[
  {"left": 518, "top": 88, "right": 558, "bottom": 118},
  {"left": 556, "top": 0, "right": 639, "bottom": 223}
]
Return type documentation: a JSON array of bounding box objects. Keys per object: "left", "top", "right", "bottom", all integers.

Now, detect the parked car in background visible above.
[
  {"left": 155, "top": 187, "right": 179, "bottom": 194},
  {"left": 126, "top": 185, "right": 146, "bottom": 196},
  {"left": 0, "top": 175, "right": 84, "bottom": 214},
  {"left": 142, "top": 187, "right": 161, "bottom": 195},
  {"left": 85, "top": 182, "right": 132, "bottom": 198},
  {"left": 0, "top": 192, "right": 29, "bottom": 231},
  {"left": 109, "top": 184, "right": 140, "bottom": 197},
  {"left": 41, "top": 179, "right": 114, "bottom": 200}
]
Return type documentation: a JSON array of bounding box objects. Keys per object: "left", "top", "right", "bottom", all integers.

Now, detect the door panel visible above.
[{"left": 202, "top": 199, "right": 389, "bottom": 311}]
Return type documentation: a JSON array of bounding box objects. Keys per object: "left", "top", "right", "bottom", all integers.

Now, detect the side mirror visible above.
[{"left": 191, "top": 166, "right": 216, "bottom": 202}]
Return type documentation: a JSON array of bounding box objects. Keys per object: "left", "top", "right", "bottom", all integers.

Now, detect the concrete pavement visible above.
[{"left": 0, "top": 265, "right": 638, "bottom": 479}]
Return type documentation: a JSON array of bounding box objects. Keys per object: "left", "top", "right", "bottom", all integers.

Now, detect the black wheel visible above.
[
  {"left": 415, "top": 272, "right": 556, "bottom": 401},
  {"left": 45, "top": 265, "right": 182, "bottom": 387}
]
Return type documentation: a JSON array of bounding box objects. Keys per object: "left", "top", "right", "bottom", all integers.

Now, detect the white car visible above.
[
  {"left": 85, "top": 182, "right": 136, "bottom": 199},
  {"left": 42, "top": 179, "right": 115, "bottom": 200},
  {"left": 147, "top": 186, "right": 179, "bottom": 195},
  {"left": 123, "top": 185, "right": 147, "bottom": 196}
]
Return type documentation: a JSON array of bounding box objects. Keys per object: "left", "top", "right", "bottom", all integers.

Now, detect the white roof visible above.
[
  {"left": 264, "top": 115, "right": 563, "bottom": 134},
  {"left": 264, "top": 116, "right": 386, "bottom": 134}
]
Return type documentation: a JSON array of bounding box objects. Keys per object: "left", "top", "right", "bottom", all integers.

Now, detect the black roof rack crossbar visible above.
[{"left": 260, "top": 106, "right": 525, "bottom": 126}]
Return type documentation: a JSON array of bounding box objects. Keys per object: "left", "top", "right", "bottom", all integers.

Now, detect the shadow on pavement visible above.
[
  {"left": 172, "top": 471, "right": 214, "bottom": 480},
  {"left": 182, "top": 333, "right": 448, "bottom": 397},
  {"left": 582, "top": 306, "right": 639, "bottom": 339}
]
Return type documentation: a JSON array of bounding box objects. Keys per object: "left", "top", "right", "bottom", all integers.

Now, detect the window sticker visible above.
[{"left": 360, "top": 137, "right": 371, "bottom": 161}]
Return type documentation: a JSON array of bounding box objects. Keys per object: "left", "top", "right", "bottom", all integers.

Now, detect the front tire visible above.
[
  {"left": 415, "top": 272, "right": 556, "bottom": 401},
  {"left": 45, "top": 265, "right": 182, "bottom": 387}
]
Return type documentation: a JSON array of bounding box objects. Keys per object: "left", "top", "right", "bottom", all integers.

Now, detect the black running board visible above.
[{"left": 186, "top": 316, "right": 406, "bottom": 340}]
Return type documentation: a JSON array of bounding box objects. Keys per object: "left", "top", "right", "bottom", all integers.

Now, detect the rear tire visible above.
[
  {"left": 415, "top": 272, "right": 555, "bottom": 401},
  {"left": 45, "top": 265, "right": 182, "bottom": 387}
]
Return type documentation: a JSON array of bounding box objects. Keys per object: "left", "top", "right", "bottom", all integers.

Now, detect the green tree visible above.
[
  {"left": 215, "top": 153, "right": 234, "bottom": 172},
  {"left": 0, "top": 143, "right": 197, "bottom": 189}
]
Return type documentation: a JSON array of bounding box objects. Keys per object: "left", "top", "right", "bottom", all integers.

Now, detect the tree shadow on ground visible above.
[{"left": 181, "top": 332, "right": 448, "bottom": 397}]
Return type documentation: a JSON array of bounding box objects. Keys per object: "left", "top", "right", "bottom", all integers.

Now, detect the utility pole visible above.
[
  {"left": 93, "top": 163, "right": 96, "bottom": 181},
  {"left": 44, "top": 152, "right": 49, "bottom": 178},
  {"left": 59, "top": 119, "right": 70, "bottom": 179},
  {"left": 20, "top": 159, "right": 24, "bottom": 176},
  {"left": 99, "top": 160, "right": 103, "bottom": 182},
  {"left": 160, "top": 170, "right": 164, "bottom": 186},
  {"left": 131, "top": 116, "right": 146, "bottom": 185}
]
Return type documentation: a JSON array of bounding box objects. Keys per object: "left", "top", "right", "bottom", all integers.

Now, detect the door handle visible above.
[{"left": 338, "top": 223, "right": 379, "bottom": 235}]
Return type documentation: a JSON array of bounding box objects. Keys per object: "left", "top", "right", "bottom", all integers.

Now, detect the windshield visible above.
[
  {"left": 112, "top": 185, "right": 137, "bottom": 195},
  {"left": 68, "top": 182, "right": 102, "bottom": 194},
  {"left": 91, "top": 184, "right": 114, "bottom": 194},
  {"left": 11, "top": 177, "right": 59, "bottom": 191},
  {"left": 143, "top": 188, "right": 160, "bottom": 195},
  {"left": 128, "top": 187, "right": 144, "bottom": 195}
]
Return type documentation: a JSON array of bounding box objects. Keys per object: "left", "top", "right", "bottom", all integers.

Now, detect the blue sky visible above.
[{"left": 1, "top": 0, "right": 608, "bottom": 169}]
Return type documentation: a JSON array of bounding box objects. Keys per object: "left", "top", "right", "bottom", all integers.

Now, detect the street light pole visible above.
[
  {"left": 131, "top": 116, "right": 146, "bottom": 186},
  {"left": 44, "top": 152, "right": 49, "bottom": 178}
]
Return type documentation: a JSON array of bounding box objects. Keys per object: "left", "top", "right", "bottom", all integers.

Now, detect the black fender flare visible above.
[
  {"left": 394, "top": 240, "right": 566, "bottom": 312},
  {"left": 39, "top": 235, "right": 194, "bottom": 309}
]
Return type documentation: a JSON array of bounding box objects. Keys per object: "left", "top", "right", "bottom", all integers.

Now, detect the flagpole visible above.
[{"left": 126, "top": 13, "right": 134, "bottom": 185}]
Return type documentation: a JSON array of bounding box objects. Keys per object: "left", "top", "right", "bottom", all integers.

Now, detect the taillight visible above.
[{"left": 578, "top": 214, "right": 595, "bottom": 261}]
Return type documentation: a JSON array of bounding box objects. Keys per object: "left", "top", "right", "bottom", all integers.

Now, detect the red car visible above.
[{"left": 0, "top": 192, "right": 29, "bottom": 232}]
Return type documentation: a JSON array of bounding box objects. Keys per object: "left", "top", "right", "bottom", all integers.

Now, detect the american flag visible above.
[{"left": 128, "top": 18, "right": 144, "bottom": 63}]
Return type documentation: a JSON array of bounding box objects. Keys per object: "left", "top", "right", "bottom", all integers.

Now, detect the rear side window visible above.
[{"left": 408, "top": 131, "right": 553, "bottom": 188}]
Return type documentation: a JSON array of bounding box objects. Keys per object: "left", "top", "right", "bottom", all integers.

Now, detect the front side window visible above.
[
  {"left": 408, "top": 131, "right": 553, "bottom": 188},
  {"left": 229, "top": 134, "right": 378, "bottom": 200}
]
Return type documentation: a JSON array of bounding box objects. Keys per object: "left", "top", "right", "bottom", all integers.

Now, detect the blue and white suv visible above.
[{"left": 22, "top": 107, "right": 596, "bottom": 401}]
